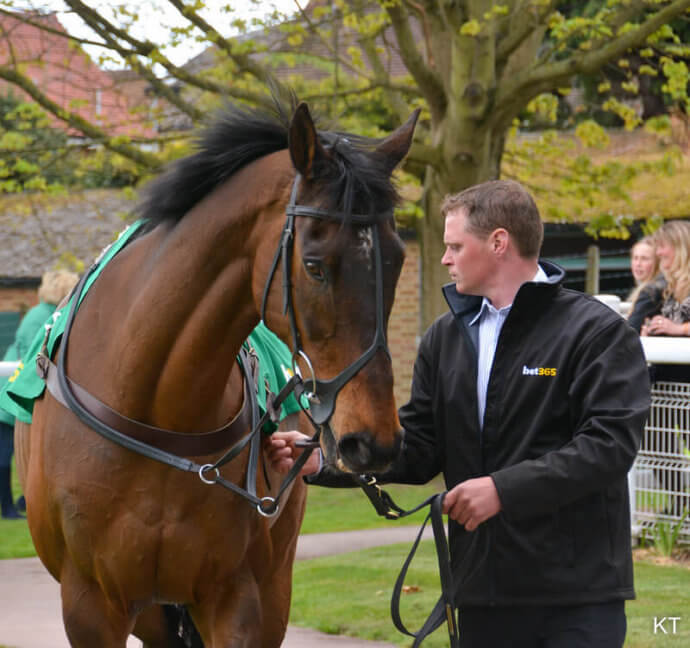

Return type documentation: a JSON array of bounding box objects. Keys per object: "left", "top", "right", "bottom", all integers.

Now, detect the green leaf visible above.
[{"left": 460, "top": 20, "right": 481, "bottom": 37}]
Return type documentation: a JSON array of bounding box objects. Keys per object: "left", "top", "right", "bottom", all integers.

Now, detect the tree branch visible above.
[
  {"left": 63, "top": 0, "right": 274, "bottom": 111},
  {"left": 0, "top": 8, "right": 111, "bottom": 51},
  {"left": 63, "top": 0, "right": 205, "bottom": 122},
  {"left": 407, "top": 140, "right": 442, "bottom": 169},
  {"left": 386, "top": 3, "right": 446, "bottom": 121},
  {"left": 349, "top": 0, "right": 414, "bottom": 124},
  {"left": 288, "top": 0, "right": 379, "bottom": 83},
  {"left": 492, "top": 0, "right": 690, "bottom": 130},
  {"left": 0, "top": 65, "right": 161, "bottom": 170},
  {"left": 165, "top": 0, "right": 279, "bottom": 91},
  {"left": 496, "top": 0, "right": 558, "bottom": 64},
  {"left": 301, "top": 80, "right": 420, "bottom": 103}
]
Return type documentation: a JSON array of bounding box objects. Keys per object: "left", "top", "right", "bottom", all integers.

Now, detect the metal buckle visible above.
[
  {"left": 198, "top": 464, "right": 220, "bottom": 485},
  {"left": 291, "top": 349, "right": 319, "bottom": 402},
  {"left": 257, "top": 497, "right": 279, "bottom": 518}
]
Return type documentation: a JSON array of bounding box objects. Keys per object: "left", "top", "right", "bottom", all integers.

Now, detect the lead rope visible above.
[{"left": 352, "top": 475, "right": 460, "bottom": 647}]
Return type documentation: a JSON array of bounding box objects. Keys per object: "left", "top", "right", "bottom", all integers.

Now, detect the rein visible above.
[{"left": 354, "top": 476, "right": 460, "bottom": 648}]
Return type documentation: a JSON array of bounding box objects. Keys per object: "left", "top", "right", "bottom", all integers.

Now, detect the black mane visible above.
[{"left": 136, "top": 93, "right": 399, "bottom": 227}]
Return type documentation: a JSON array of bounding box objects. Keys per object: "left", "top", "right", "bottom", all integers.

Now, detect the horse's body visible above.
[{"left": 13, "top": 99, "right": 417, "bottom": 647}]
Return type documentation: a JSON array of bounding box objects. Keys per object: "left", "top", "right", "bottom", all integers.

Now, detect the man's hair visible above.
[{"left": 440, "top": 180, "right": 544, "bottom": 258}]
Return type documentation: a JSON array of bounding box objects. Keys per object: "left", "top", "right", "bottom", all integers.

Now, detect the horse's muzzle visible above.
[{"left": 336, "top": 429, "right": 402, "bottom": 473}]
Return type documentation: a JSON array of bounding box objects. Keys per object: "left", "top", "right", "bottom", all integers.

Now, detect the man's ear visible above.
[{"left": 491, "top": 229, "right": 510, "bottom": 255}]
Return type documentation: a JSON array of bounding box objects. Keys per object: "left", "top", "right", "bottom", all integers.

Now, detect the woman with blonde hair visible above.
[
  {"left": 627, "top": 236, "right": 665, "bottom": 333},
  {"left": 639, "top": 221, "right": 689, "bottom": 514},
  {"left": 642, "top": 220, "right": 690, "bottom": 338},
  {"left": 14, "top": 270, "right": 79, "bottom": 359},
  {"left": 0, "top": 269, "right": 78, "bottom": 517}
]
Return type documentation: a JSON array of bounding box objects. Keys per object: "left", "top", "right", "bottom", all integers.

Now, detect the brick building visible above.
[{"left": 0, "top": 11, "right": 154, "bottom": 139}]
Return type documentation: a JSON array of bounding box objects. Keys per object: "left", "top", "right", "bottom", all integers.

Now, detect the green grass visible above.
[
  {"left": 0, "top": 474, "right": 445, "bottom": 560},
  {"left": 627, "top": 561, "right": 690, "bottom": 646},
  {"left": 290, "top": 541, "right": 690, "bottom": 648},
  {"left": 290, "top": 541, "right": 445, "bottom": 646},
  {"left": 300, "top": 476, "right": 446, "bottom": 534},
  {"left": 0, "top": 460, "right": 33, "bottom": 559},
  {"left": 4, "top": 470, "right": 687, "bottom": 648},
  {"left": 0, "top": 516, "right": 34, "bottom": 559}
]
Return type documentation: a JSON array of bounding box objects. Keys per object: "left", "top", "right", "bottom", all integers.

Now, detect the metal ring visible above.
[
  {"left": 198, "top": 464, "right": 220, "bottom": 485},
  {"left": 257, "top": 497, "right": 279, "bottom": 518},
  {"left": 292, "top": 349, "right": 317, "bottom": 399}
]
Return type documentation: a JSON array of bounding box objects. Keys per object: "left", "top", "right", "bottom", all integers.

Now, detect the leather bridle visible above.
[
  {"left": 260, "top": 173, "right": 393, "bottom": 452},
  {"left": 50, "top": 171, "right": 394, "bottom": 517}
]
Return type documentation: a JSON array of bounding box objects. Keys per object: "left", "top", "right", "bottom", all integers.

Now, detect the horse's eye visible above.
[{"left": 304, "top": 260, "right": 326, "bottom": 282}]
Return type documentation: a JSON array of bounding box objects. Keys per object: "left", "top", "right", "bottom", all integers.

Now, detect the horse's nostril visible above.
[
  {"left": 337, "top": 431, "right": 400, "bottom": 473},
  {"left": 338, "top": 434, "right": 373, "bottom": 471}
]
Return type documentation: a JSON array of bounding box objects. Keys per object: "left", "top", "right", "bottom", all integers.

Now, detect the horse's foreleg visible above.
[
  {"left": 258, "top": 475, "right": 307, "bottom": 648},
  {"left": 191, "top": 569, "right": 263, "bottom": 648},
  {"left": 133, "top": 604, "right": 199, "bottom": 648},
  {"left": 60, "top": 561, "right": 132, "bottom": 648}
]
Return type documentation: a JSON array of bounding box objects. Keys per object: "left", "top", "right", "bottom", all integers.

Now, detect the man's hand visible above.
[
  {"left": 442, "top": 476, "right": 502, "bottom": 532},
  {"left": 263, "top": 430, "right": 321, "bottom": 476}
]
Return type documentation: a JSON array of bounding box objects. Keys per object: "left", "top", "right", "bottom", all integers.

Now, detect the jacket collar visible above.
[{"left": 442, "top": 260, "right": 565, "bottom": 318}]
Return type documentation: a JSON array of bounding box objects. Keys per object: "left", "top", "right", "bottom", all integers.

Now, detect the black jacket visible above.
[
  {"left": 313, "top": 261, "right": 651, "bottom": 606},
  {"left": 627, "top": 275, "right": 666, "bottom": 333}
]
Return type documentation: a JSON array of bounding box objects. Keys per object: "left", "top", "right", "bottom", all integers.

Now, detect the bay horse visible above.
[{"left": 13, "top": 96, "right": 419, "bottom": 647}]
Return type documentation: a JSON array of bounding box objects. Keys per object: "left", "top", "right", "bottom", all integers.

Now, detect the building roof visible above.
[{"left": 0, "top": 190, "right": 136, "bottom": 281}]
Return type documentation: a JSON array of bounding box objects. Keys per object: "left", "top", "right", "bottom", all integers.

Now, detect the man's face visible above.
[{"left": 441, "top": 209, "right": 494, "bottom": 296}]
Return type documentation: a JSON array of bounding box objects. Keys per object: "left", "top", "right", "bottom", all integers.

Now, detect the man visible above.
[{"left": 266, "top": 179, "right": 650, "bottom": 647}]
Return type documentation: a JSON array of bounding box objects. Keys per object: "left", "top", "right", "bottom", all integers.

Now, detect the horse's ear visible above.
[
  {"left": 289, "top": 102, "right": 328, "bottom": 180},
  {"left": 375, "top": 108, "right": 421, "bottom": 173}
]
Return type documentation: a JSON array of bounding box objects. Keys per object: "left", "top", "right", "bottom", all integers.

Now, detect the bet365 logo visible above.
[{"left": 522, "top": 365, "right": 557, "bottom": 377}]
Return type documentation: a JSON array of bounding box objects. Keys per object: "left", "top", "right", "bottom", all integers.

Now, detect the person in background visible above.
[
  {"left": 1, "top": 269, "right": 79, "bottom": 516},
  {"left": 626, "top": 236, "right": 665, "bottom": 333},
  {"left": 267, "top": 179, "right": 650, "bottom": 648},
  {"left": 639, "top": 220, "right": 690, "bottom": 514},
  {"left": 640, "top": 220, "right": 690, "bottom": 339},
  {"left": 13, "top": 270, "right": 79, "bottom": 361},
  {"left": 0, "top": 342, "right": 21, "bottom": 518}
]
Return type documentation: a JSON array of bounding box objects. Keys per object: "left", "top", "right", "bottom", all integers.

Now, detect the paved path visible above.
[{"left": 0, "top": 526, "right": 431, "bottom": 648}]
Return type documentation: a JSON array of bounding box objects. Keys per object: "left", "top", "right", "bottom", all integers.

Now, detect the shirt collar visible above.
[
  {"left": 469, "top": 263, "right": 547, "bottom": 326},
  {"left": 533, "top": 264, "right": 548, "bottom": 283}
]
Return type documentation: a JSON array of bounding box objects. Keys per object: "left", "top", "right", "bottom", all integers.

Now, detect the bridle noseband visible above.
[{"left": 260, "top": 173, "right": 392, "bottom": 427}]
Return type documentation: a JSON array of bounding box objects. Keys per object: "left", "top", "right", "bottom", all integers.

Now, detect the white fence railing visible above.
[
  {"left": 630, "top": 380, "right": 690, "bottom": 544},
  {"left": 594, "top": 296, "right": 690, "bottom": 542}
]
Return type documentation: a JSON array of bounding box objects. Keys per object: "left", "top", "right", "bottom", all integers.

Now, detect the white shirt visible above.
[{"left": 469, "top": 265, "right": 549, "bottom": 430}]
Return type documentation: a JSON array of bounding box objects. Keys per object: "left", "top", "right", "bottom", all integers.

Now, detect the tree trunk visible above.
[{"left": 417, "top": 124, "right": 503, "bottom": 331}]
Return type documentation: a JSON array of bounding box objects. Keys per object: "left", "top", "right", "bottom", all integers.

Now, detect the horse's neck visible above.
[{"left": 75, "top": 162, "right": 290, "bottom": 431}]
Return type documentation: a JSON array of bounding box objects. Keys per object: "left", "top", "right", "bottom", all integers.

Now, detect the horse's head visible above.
[{"left": 262, "top": 103, "right": 419, "bottom": 473}]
